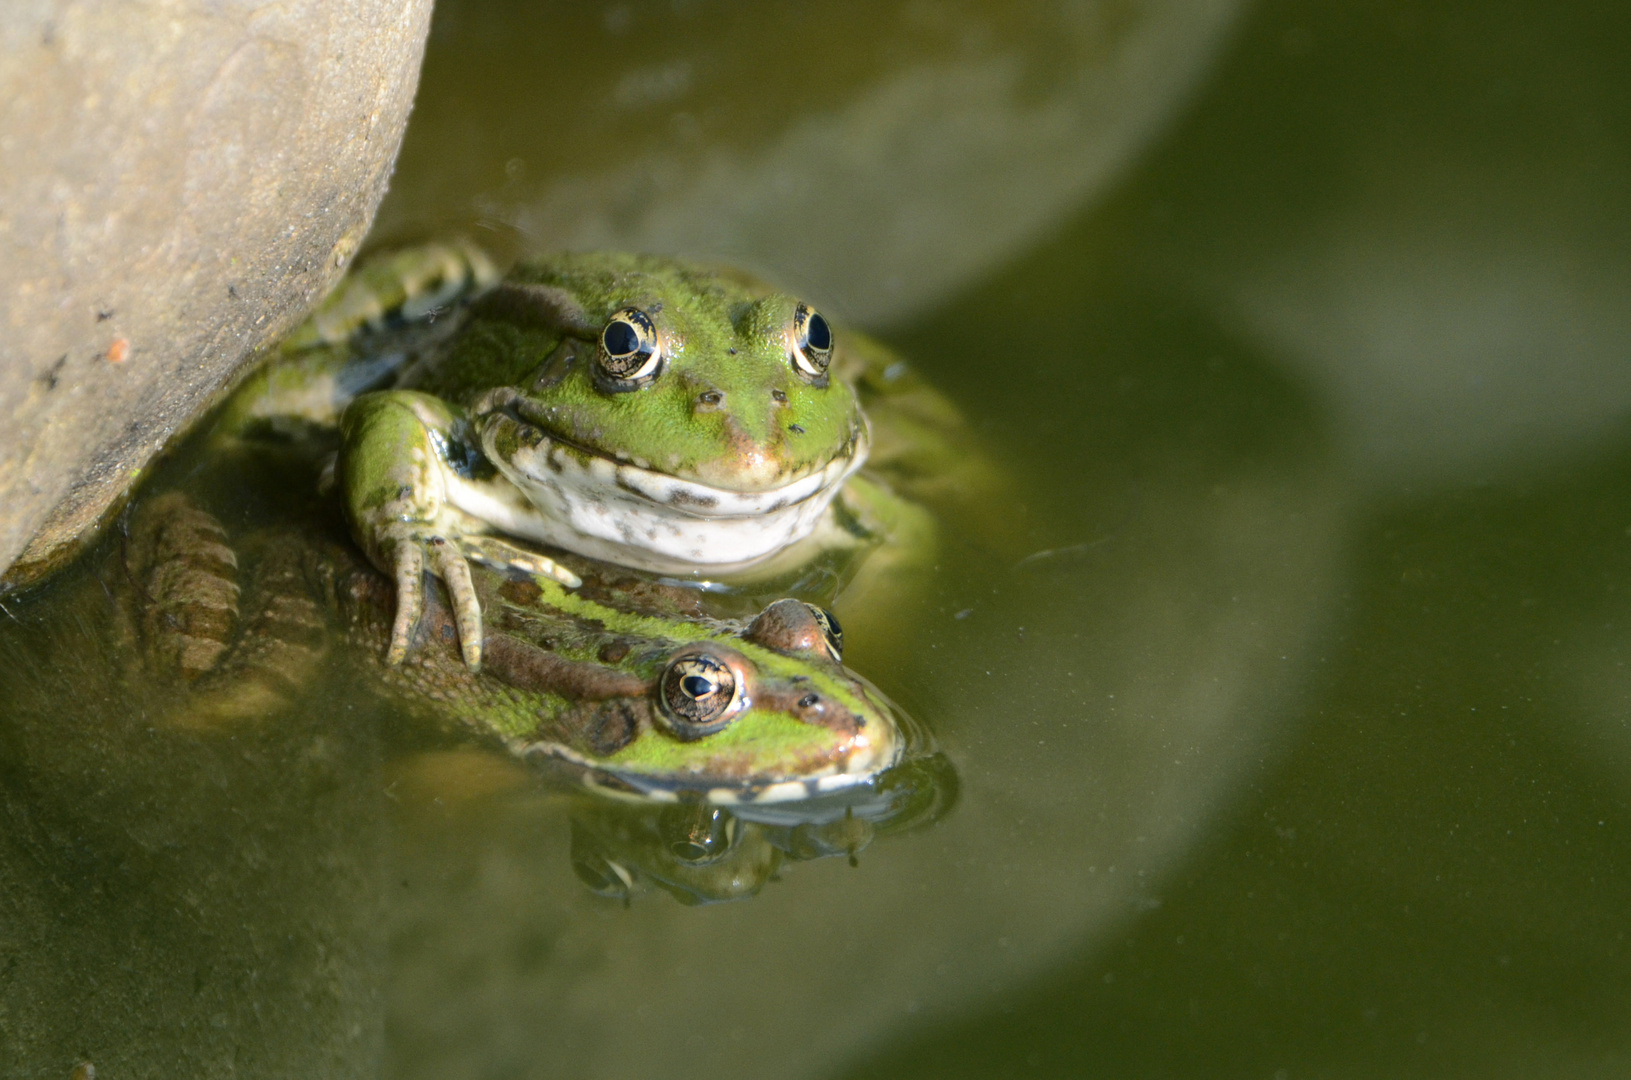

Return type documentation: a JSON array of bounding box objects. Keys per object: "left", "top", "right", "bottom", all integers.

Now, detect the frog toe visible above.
[
  {"left": 431, "top": 537, "right": 483, "bottom": 672},
  {"left": 386, "top": 542, "right": 425, "bottom": 666}
]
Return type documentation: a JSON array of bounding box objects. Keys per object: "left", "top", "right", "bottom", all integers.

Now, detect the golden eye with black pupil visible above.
[
  {"left": 790, "top": 302, "right": 833, "bottom": 382},
  {"left": 658, "top": 651, "right": 742, "bottom": 738},
  {"left": 596, "top": 307, "right": 662, "bottom": 390},
  {"left": 806, "top": 604, "right": 843, "bottom": 661}
]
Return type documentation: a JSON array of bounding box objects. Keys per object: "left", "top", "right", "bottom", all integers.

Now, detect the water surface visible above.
[{"left": 4, "top": 1, "right": 1630, "bottom": 1077}]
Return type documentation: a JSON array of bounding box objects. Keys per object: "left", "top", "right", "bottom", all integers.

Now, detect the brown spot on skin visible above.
[
  {"left": 681, "top": 415, "right": 789, "bottom": 488},
  {"left": 106, "top": 337, "right": 129, "bottom": 363},
  {"left": 667, "top": 488, "right": 718, "bottom": 509},
  {"left": 499, "top": 578, "right": 542, "bottom": 606},
  {"left": 574, "top": 576, "right": 708, "bottom": 618},
  {"left": 586, "top": 700, "right": 641, "bottom": 755},
  {"left": 598, "top": 640, "right": 630, "bottom": 663}
]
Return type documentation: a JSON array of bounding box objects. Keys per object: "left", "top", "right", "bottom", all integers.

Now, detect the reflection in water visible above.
[
  {"left": 0, "top": 264, "right": 1340, "bottom": 1080},
  {"left": 378, "top": 283, "right": 1345, "bottom": 1080},
  {"left": 571, "top": 753, "right": 957, "bottom": 906},
  {"left": 0, "top": 494, "right": 957, "bottom": 1072},
  {"left": 0, "top": 552, "right": 389, "bottom": 1077},
  {"left": 849, "top": 436, "right": 1631, "bottom": 1080},
  {"left": 839, "top": 0, "right": 1631, "bottom": 1075}
]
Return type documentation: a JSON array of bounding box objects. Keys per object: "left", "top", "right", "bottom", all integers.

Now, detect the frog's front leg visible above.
[{"left": 338, "top": 390, "right": 488, "bottom": 671}]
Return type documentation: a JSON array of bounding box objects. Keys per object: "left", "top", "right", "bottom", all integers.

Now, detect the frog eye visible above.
[
  {"left": 597, "top": 307, "right": 663, "bottom": 390},
  {"left": 742, "top": 598, "right": 843, "bottom": 662},
  {"left": 806, "top": 604, "right": 844, "bottom": 662},
  {"left": 658, "top": 650, "right": 744, "bottom": 738},
  {"left": 790, "top": 302, "right": 833, "bottom": 383}
]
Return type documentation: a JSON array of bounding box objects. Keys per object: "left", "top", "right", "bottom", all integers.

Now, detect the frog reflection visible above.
[{"left": 568, "top": 752, "right": 957, "bottom": 905}]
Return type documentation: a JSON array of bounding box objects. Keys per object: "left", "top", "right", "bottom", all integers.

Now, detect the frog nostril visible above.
[
  {"left": 771, "top": 389, "right": 788, "bottom": 403},
  {"left": 698, "top": 390, "right": 724, "bottom": 408}
]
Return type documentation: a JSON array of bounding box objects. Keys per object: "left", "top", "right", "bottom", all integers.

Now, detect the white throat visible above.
[{"left": 460, "top": 420, "right": 868, "bottom": 575}]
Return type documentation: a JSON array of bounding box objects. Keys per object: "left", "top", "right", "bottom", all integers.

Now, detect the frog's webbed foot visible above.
[{"left": 383, "top": 531, "right": 484, "bottom": 672}]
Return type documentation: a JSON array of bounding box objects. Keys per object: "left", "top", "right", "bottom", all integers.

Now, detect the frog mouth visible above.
[
  {"left": 467, "top": 405, "right": 868, "bottom": 574},
  {"left": 529, "top": 720, "right": 901, "bottom": 806}
]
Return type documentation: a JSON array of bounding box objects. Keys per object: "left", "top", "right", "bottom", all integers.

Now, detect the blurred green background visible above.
[{"left": 5, "top": 1, "right": 1631, "bottom": 1077}]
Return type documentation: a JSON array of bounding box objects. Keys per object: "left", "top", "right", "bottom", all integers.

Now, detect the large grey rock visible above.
[{"left": 0, "top": 0, "right": 433, "bottom": 585}]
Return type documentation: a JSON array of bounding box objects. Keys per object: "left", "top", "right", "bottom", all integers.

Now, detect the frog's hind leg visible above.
[
  {"left": 210, "top": 239, "right": 501, "bottom": 445},
  {"left": 207, "top": 533, "right": 332, "bottom": 718},
  {"left": 125, "top": 491, "right": 242, "bottom": 682},
  {"left": 125, "top": 494, "right": 329, "bottom": 729},
  {"left": 283, "top": 239, "right": 500, "bottom": 351}
]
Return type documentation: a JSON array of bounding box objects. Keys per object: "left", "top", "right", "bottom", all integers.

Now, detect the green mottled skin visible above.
[
  {"left": 121, "top": 494, "right": 902, "bottom": 800},
  {"left": 216, "top": 244, "right": 1008, "bottom": 668},
  {"left": 403, "top": 254, "right": 862, "bottom": 484}
]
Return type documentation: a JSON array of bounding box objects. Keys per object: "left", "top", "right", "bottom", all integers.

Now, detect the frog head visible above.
[
  {"left": 471, "top": 590, "right": 905, "bottom": 804},
  {"left": 454, "top": 253, "right": 869, "bottom": 572}
]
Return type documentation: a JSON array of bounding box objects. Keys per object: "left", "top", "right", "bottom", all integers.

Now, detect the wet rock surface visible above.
[{"left": 0, "top": 0, "right": 433, "bottom": 585}]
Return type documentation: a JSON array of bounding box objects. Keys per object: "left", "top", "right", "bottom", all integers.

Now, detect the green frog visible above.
[
  {"left": 221, "top": 245, "right": 997, "bottom": 672},
  {"left": 121, "top": 492, "right": 913, "bottom": 804}
]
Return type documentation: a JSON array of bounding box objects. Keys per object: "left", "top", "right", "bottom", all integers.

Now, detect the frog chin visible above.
[{"left": 464, "top": 414, "right": 869, "bottom": 575}]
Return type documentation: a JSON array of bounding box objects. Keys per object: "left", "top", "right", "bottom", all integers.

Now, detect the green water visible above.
[{"left": 5, "top": 0, "right": 1631, "bottom": 1077}]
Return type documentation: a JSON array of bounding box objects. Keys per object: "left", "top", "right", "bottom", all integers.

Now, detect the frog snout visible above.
[{"left": 690, "top": 414, "right": 786, "bottom": 488}]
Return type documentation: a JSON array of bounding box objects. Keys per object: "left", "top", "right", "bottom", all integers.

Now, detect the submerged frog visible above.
[
  {"left": 121, "top": 492, "right": 909, "bottom": 804},
  {"left": 223, "top": 245, "right": 996, "bottom": 671}
]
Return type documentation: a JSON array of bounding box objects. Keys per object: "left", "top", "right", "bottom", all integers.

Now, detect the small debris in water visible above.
[{"left": 1014, "top": 538, "right": 1112, "bottom": 569}]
